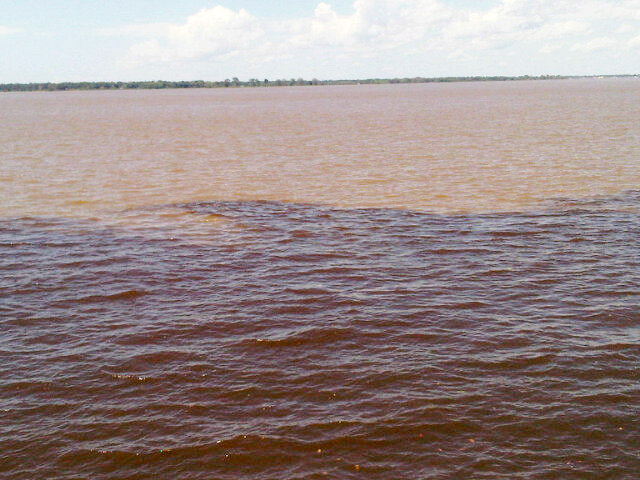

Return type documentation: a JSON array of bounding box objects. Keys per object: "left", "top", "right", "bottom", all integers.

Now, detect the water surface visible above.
[
  {"left": 2, "top": 79, "right": 639, "bottom": 217},
  {"left": 1, "top": 80, "right": 639, "bottom": 479}
]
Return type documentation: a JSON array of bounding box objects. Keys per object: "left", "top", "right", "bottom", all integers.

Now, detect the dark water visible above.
[{"left": 2, "top": 193, "right": 639, "bottom": 479}]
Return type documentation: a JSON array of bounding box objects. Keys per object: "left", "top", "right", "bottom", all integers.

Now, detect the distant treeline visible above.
[{"left": 1, "top": 75, "right": 637, "bottom": 92}]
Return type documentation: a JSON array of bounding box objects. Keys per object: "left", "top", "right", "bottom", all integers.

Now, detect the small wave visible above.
[
  {"left": 282, "top": 286, "right": 336, "bottom": 296},
  {"left": 461, "top": 353, "right": 557, "bottom": 371},
  {"left": 245, "top": 326, "right": 358, "bottom": 348},
  {"left": 57, "top": 289, "right": 149, "bottom": 305},
  {"left": 3, "top": 193, "right": 640, "bottom": 479}
]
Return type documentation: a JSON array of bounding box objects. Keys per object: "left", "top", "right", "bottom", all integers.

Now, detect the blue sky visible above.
[{"left": 1, "top": 0, "right": 638, "bottom": 82}]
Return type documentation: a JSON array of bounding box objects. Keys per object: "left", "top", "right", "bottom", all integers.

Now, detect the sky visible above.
[{"left": 1, "top": 0, "right": 639, "bottom": 83}]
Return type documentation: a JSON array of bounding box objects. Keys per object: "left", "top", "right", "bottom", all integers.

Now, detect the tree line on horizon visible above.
[{"left": 1, "top": 74, "right": 636, "bottom": 92}]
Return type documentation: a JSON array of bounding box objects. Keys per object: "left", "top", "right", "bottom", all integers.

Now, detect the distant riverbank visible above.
[{"left": 2, "top": 74, "right": 638, "bottom": 92}]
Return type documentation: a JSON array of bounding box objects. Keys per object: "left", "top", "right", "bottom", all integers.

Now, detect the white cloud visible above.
[
  {"left": 286, "top": 3, "right": 362, "bottom": 49},
  {"left": 616, "top": 24, "right": 636, "bottom": 34},
  {"left": 125, "top": 6, "right": 263, "bottom": 64},
  {"left": 113, "top": 1, "right": 639, "bottom": 74},
  {"left": 571, "top": 36, "right": 617, "bottom": 52},
  {"left": 0, "top": 26, "right": 21, "bottom": 36},
  {"left": 283, "top": 0, "right": 596, "bottom": 54},
  {"left": 539, "top": 44, "right": 561, "bottom": 54},
  {"left": 609, "top": 1, "right": 640, "bottom": 21},
  {"left": 532, "top": 21, "right": 591, "bottom": 40},
  {"left": 629, "top": 34, "right": 640, "bottom": 47}
]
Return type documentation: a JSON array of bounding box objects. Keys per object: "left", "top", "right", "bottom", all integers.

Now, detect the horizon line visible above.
[{"left": 2, "top": 74, "right": 639, "bottom": 92}]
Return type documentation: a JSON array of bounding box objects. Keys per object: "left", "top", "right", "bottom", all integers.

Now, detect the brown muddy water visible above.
[{"left": 1, "top": 80, "right": 639, "bottom": 479}]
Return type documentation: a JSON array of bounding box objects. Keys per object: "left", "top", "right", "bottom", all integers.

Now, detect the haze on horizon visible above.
[{"left": 1, "top": 0, "right": 639, "bottom": 83}]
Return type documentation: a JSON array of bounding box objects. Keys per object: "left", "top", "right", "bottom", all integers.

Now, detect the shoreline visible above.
[{"left": 2, "top": 74, "right": 638, "bottom": 93}]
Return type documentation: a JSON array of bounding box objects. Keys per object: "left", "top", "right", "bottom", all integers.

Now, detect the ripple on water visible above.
[{"left": 1, "top": 193, "right": 639, "bottom": 479}]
